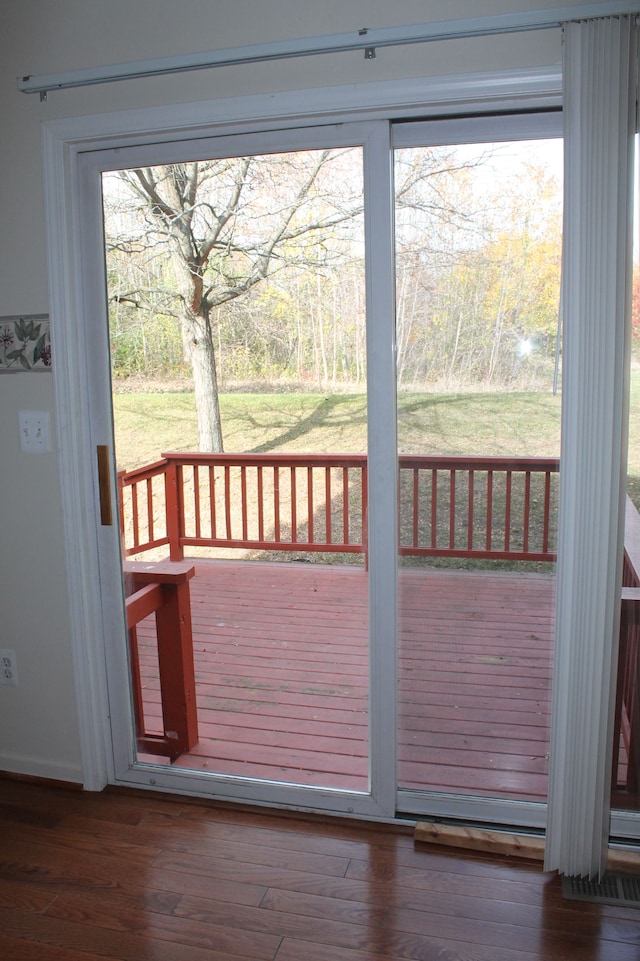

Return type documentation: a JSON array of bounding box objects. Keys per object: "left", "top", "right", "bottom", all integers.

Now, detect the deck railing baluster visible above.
[
  {"left": 468, "top": 470, "right": 474, "bottom": 551},
  {"left": 523, "top": 470, "right": 531, "bottom": 553},
  {"left": 449, "top": 469, "right": 456, "bottom": 549},
  {"left": 342, "top": 467, "right": 349, "bottom": 545},
  {"left": 307, "top": 467, "right": 314, "bottom": 544},
  {"left": 412, "top": 468, "right": 419, "bottom": 549},
  {"left": 224, "top": 466, "right": 232, "bottom": 539},
  {"left": 257, "top": 466, "right": 264, "bottom": 542},
  {"left": 209, "top": 466, "right": 216, "bottom": 539},
  {"left": 486, "top": 470, "right": 493, "bottom": 552},
  {"left": 131, "top": 482, "right": 140, "bottom": 549},
  {"left": 543, "top": 470, "right": 552, "bottom": 555},
  {"left": 325, "top": 467, "right": 332, "bottom": 545},
  {"left": 241, "top": 466, "right": 248, "bottom": 541},
  {"left": 146, "top": 477, "right": 154, "bottom": 545},
  {"left": 193, "top": 465, "right": 201, "bottom": 540},
  {"left": 431, "top": 469, "right": 438, "bottom": 549},
  {"left": 291, "top": 466, "right": 297, "bottom": 543},
  {"left": 504, "top": 470, "right": 512, "bottom": 553},
  {"left": 274, "top": 466, "right": 281, "bottom": 543}
]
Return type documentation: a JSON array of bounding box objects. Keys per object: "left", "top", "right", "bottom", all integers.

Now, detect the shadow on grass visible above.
[
  {"left": 243, "top": 392, "right": 472, "bottom": 455},
  {"left": 397, "top": 391, "right": 560, "bottom": 457},
  {"left": 245, "top": 395, "right": 367, "bottom": 453}
]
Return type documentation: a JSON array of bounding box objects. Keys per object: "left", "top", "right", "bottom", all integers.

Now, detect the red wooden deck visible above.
[{"left": 135, "top": 560, "right": 555, "bottom": 802}]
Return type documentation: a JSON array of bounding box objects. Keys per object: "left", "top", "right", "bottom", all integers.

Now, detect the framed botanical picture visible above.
[{"left": 0, "top": 315, "right": 51, "bottom": 372}]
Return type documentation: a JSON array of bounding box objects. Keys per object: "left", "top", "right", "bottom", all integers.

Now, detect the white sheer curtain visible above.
[{"left": 545, "top": 15, "right": 637, "bottom": 879}]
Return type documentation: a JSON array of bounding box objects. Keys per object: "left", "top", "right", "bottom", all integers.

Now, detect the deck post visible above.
[
  {"left": 164, "top": 457, "right": 184, "bottom": 560},
  {"left": 155, "top": 573, "right": 198, "bottom": 758},
  {"left": 124, "top": 560, "right": 198, "bottom": 761}
]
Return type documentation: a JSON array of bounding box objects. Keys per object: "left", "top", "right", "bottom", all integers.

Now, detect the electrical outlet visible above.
[
  {"left": 18, "top": 410, "right": 51, "bottom": 453},
  {"left": 0, "top": 649, "right": 18, "bottom": 686}
]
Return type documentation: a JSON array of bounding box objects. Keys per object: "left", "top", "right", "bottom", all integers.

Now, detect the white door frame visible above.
[{"left": 42, "top": 67, "right": 564, "bottom": 818}]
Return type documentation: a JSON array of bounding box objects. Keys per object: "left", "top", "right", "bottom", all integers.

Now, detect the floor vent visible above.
[{"left": 562, "top": 873, "right": 640, "bottom": 907}]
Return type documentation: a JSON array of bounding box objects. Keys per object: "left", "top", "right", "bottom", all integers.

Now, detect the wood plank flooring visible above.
[
  {"left": 0, "top": 779, "right": 638, "bottom": 961},
  {"left": 135, "top": 559, "right": 555, "bottom": 802}
]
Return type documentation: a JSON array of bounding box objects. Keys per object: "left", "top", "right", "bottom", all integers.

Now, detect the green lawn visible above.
[
  {"left": 112, "top": 372, "right": 640, "bottom": 508},
  {"left": 113, "top": 389, "right": 562, "bottom": 467}
]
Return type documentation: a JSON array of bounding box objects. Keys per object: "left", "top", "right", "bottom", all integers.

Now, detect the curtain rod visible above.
[{"left": 17, "top": 2, "right": 640, "bottom": 99}]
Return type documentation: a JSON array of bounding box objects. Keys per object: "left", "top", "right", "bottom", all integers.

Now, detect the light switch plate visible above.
[
  {"left": 18, "top": 410, "right": 51, "bottom": 452},
  {"left": 0, "top": 649, "right": 18, "bottom": 686}
]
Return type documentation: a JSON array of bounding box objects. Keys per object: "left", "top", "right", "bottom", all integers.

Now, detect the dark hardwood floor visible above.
[{"left": 1, "top": 779, "right": 638, "bottom": 960}]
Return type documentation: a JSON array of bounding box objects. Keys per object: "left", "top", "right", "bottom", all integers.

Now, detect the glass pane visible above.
[
  {"left": 395, "top": 138, "right": 562, "bottom": 807},
  {"left": 102, "top": 146, "right": 369, "bottom": 792}
]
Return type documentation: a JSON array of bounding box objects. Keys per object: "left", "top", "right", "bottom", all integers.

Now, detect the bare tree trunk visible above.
[
  {"left": 316, "top": 275, "right": 329, "bottom": 386},
  {"left": 183, "top": 314, "right": 224, "bottom": 452},
  {"left": 488, "top": 278, "right": 508, "bottom": 384},
  {"left": 332, "top": 283, "right": 338, "bottom": 385},
  {"left": 354, "top": 277, "right": 364, "bottom": 385},
  {"left": 448, "top": 306, "right": 464, "bottom": 384},
  {"left": 294, "top": 274, "right": 305, "bottom": 381}
]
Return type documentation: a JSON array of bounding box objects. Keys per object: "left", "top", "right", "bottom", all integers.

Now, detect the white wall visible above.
[{"left": 0, "top": 0, "right": 595, "bottom": 784}]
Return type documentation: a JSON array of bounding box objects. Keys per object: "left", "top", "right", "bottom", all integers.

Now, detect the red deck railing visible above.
[
  {"left": 116, "top": 453, "right": 640, "bottom": 785},
  {"left": 118, "top": 452, "right": 560, "bottom": 564}
]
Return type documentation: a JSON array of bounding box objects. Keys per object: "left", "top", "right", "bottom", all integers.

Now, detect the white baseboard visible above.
[{"left": 0, "top": 751, "right": 83, "bottom": 785}]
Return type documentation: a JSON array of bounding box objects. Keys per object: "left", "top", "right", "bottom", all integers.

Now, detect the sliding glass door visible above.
[
  {"left": 393, "top": 114, "right": 564, "bottom": 826},
  {"left": 77, "top": 101, "right": 637, "bottom": 841}
]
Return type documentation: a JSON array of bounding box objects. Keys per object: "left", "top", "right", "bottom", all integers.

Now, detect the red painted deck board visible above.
[{"left": 135, "top": 559, "right": 555, "bottom": 801}]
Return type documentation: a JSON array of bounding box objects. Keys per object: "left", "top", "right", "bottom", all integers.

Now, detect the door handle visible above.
[{"left": 96, "top": 445, "right": 113, "bottom": 526}]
